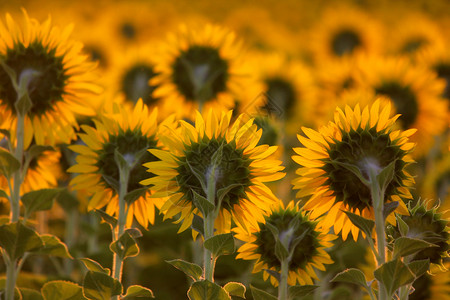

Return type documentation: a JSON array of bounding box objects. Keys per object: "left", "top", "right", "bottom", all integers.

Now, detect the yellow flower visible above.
[
  {"left": 68, "top": 100, "right": 168, "bottom": 228},
  {"left": 234, "top": 201, "right": 334, "bottom": 286},
  {"left": 292, "top": 99, "right": 415, "bottom": 240},
  {"left": 141, "top": 109, "right": 285, "bottom": 234},
  {"left": 0, "top": 10, "right": 101, "bottom": 147}
]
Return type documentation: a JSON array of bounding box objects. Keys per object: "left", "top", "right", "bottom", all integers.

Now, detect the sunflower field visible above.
[{"left": 0, "top": 0, "right": 449, "bottom": 299}]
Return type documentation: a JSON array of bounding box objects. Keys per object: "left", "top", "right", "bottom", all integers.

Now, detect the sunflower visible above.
[
  {"left": 0, "top": 10, "right": 101, "bottom": 147},
  {"left": 355, "top": 55, "right": 448, "bottom": 156},
  {"left": 68, "top": 100, "right": 169, "bottom": 228},
  {"left": 234, "top": 200, "right": 334, "bottom": 286},
  {"left": 152, "top": 23, "right": 258, "bottom": 119},
  {"left": 292, "top": 99, "right": 415, "bottom": 240},
  {"left": 141, "top": 109, "right": 285, "bottom": 234}
]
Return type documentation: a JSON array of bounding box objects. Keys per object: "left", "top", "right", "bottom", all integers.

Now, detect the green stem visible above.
[
  {"left": 203, "top": 165, "right": 218, "bottom": 282},
  {"left": 10, "top": 113, "right": 25, "bottom": 222},
  {"left": 278, "top": 259, "right": 289, "bottom": 300},
  {"left": 5, "top": 258, "right": 18, "bottom": 300},
  {"left": 64, "top": 208, "right": 77, "bottom": 275}
]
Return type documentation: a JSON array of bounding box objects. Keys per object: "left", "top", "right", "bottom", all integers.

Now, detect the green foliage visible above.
[
  {"left": 0, "top": 149, "right": 20, "bottom": 179},
  {"left": 166, "top": 259, "right": 203, "bottom": 281},
  {"left": 94, "top": 209, "right": 118, "bottom": 229},
  {"left": 109, "top": 231, "right": 139, "bottom": 260},
  {"left": 395, "top": 213, "right": 409, "bottom": 236},
  {"left": 223, "top": 282, "right": 246, "bottom": 299},
  {"left": 0, "top": 222, "right": 43, "bottom": 260},
  {"left": 124, "top": 188, "right": 149, "bottom": 205},
  {"left": 0, "top": 189, "right": 9, "bottom": 201},
  {"left": 19, "top": 287, "right": 43, "bottom": 300},
  {"left": 204, "top": 233, "right": 235, "bottom": 257},
  {"left": 122, "top": 285, "right": 155, "bottom": 299},
  {"left": 82, "top": 271, "right": 122, "bottom": 300},
  {"left": 187, "top": 280, "right": 230, "bottom": 300},
  {"left": 407, "top": 259, "right": 430, "bottom": 279},
  {"left": 191, "top": 214, "right": 205, "bottom": 236},
  {"left": 41, "top": 281, "right": 87, "bottom": 300},
  {"left": 393, "top": 237, "right": 437, "bottom": 258},
  {"left": 79, "top": 258, "right": 110, "bottom": 275},
  {"left": 376, "top": 160, "right": 396, "bottom": 192},
  {"left": 33, "top": 234, "right": 72, "bottom": 258},
  {"left": 21, "top": 188, "right": 63, "bottom": 219},
  {"left": 331, "top": 268, "right": 369, "bottom": 289},
  {"left": 249, "top": 285, "right": 277, "bottom": 300},
  {"left": 342, "top": 211, "right": 375, "bottom": 238},
  {"left": 374, "top": 259, "right": 415, "bottom": 298},
  {"left": 192, "top": 190, "right": 214, "bottom": 216},
  {"left": 288, "top": 285, "right": 319, "bottom": 299},
  {"left": 382, "top": 201, "right": 399, "bottom": 220}
]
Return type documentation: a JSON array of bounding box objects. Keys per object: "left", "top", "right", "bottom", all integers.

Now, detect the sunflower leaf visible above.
[
  {"left": 187, "top": 280, "right": 230, "bottom": 300},
  {"left": 191, "top": 214, "right": 204, "bottom": 237},
  {"left": 288, "top": 285, "right": 319, "bottom": 299},
  {"left": 166, "top": 259, "right": 203, "bottom": 282},
  {"left": 94, "top": 209, "right": 118, "bottom": 229},
  {"left": 342, "top": 211, "right": 375, "bottom": 238},
  {"left": 102, "top": 175, "right": 119, "bottom": 192},
  {"left": 395, "top": 213, "right": 409, "bottom": 236},
  {"left": 122, "top": 285, "right": 155, "bottom": 299},
  {"left": 192, "top": 190, "right": 214, "bottom": 216},
  {"left": 0, "top": 221, "right": 44, "bottom": 260},
  {"left": 0, "top": 128, "right": 11, "bottom": 139},
  {"left": 25, "top": 145, "right": 55, "bottom": 169},
  {"left": 223, "top": 282, "right": 246, "bottom": 298},
  {"left": 383, "top": 201, "right": 399, "bottom": 220},
  {"left": 33, "top": 234, "right": 73, "bottom": 258},
  {"left": 21, "top": 188, "right": 63, "bottom": 219},
  {"left": 263, "top": 269, "right": 280, "bottom": 282},
  {"left": 331, "top": 161, "right": 369, "bottom": 187},
  {"left": 124, "top": 188, "right": 148, "bottom": 205},
  {"left": 377, "top": 160, "right": 397, "bottom": 193},
  {"left": 330, "top": 268, "right": 368, "bottom": 288},
  {"left": 19, "top": 287, "right": 43, "bottom": 300},
  {"left": 125, "top": 228, "right": 143, "bottom": 239},
  {"left": 216, "top": 183, "right": 243, "bottom": 208},
  {"left": 79, "top": 258, "right": 110, "bottom": 275},
  {"left": 0, "top": 189, "right": 9, "bottom": 201},
  {"left": 0, "top": 149, "right": 20, "bottom": 179},
  {"left": 249, "top": 285, "right": 276, "bottom": 300},
  {"left": 110, "top": 231, "right": 139, "bottom": 260},
  {"left": 374, "top": 259, "right": 415, "bottom": 298},
  {"left": 82, "top": 271, "right": 122, "bottom": 300},
  {"left": 41, "top": 280, "right": 87, "bottom": 300},
  {"left": 186, "top": 160, "right": 207, "bottom": 195},
  {"left": 204, "top": 233, "right": 235, "bottom": 257},
  {"left": 0, "top": 59, "right": 18, "bottom": 91},
  {"left": 407, "top": 259, "right": 430, "bottom": 278},
  {"left": 393, "top": 237, "right": 438, "bottom": 259}
]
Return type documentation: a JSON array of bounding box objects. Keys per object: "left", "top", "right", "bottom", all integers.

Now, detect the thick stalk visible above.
[
  {"left": 203, "top": 166, "right": 218, "bottom": 282},
  {"left": 5, "top": 258, "right": 18, "bottom": 300},
  {"left": 278, "top": 259, "right": 289, "bottom": 300},
  {"left": 10, "top": 113, "right": 25, "bottom": 222}
]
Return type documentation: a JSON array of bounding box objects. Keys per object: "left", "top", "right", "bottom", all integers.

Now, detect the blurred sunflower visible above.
[
  {"left": 309, "top": 5, "right": 383, "bottom": 63},
  {"left": 68, "top": 100, "right": 167, "bottom": 228},
  {"left": 409, "top": 262, "right": 450, "bottom": 300},
  {"left": 152, "top": 24, "right": 258, "bottom": 119},
  {"left": 0, "top": 10, "right": 101, "bottom": 147},
  {"left": 141, "top": 109, "right": 285, "bottom": 234},
  {"left": 421, "top": 150, "right": 450, "bottom": 212},
  {"left": 356, "top": 55, "right": 448, "bottom": 156},
  {"left": 234, "top": 201, "right": 334, "bottom": 286},
  {"left": 292, "top": 99, "right": 415, "bottom": 240},
  {"left": 418, "top": 46, "right": 450, "bottom": 104}
]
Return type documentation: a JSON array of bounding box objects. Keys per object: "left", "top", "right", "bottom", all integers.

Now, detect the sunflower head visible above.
[
  {"left": 235, "top": 201, "right": 334, "bottom": 286},
  {"left": 292, "top": 98, "right": 416, "bottom": 240}
]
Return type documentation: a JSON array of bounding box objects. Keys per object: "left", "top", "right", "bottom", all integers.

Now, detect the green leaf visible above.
[
  {"left": 79, "top": 258, "right": 110, "bottom": 275},
  {"left": 383, "top": 201, "right": 399, "bottom": 220},
  {"left": 15, "top": 69, "right": 40, "bottom": 115},
  {"left": 0, "top": 149, "right": 20, "bottom": 178},
  {"left": 33, "top": 234, "right": 72, "bottom": 258},
  {"left": 0, "top": 59, "right": 18, "bottom": 91},
  {"left": 0, "top": 189, "right": 9, "bottom": 200},
  {"left": 41, "top": 280, "right": 87, "bottom": 300},
  {"left": 393, "top": 237, "right": 437, "bottom": 258},
  {"left": 166, "top": 259, "right": 203, "bottom": 281},
  {"left": 216, "top": 184, "right": 243, "bottom": 207},
  {"left": 124, "top": 188, "right": 148, "bottom": 205},
  {"left": 0, "top": 222, "right": 43, "bottom": 260},
  {"left": 330, "top": 268, "right": 368, "bottom": 288},
  {"left": 331, "top": 161, "right": 369, "bottom": 186},
  {"left": 94, "top": 209, "right": 118, "bottom": 229},
  {"left": 249, "top": 285, "right": 276, "bottom": 300},
  {"left": 82, "top": 271, "right": 122, "bottom": 300},
  {"left": 110, "top": 231, "right": 139, "bottom": 260},
  {"left": 187, "top": 280, "right": 230, "bottom": 300},
  {"left": 377, "top": 160, "right": 396, "bottom": 192},
  {"left": 407, "top": 259, "right": 430, "bottom": 278},
  {"left": 102, "top": 175, "right": 119, "bottom": 192},
  {"left": 342, "top": 211, "right": 375, "bottom": 238},
  {"left": 122, "top": 285, "right": 155, "bottom": 299},
  {"left": 191, "top": 214, "right": 204, "bottom": 237},
  {"left": 374, "top": 259, "right": 415, "bottom": 297},
  {"left": 223, "top": 282, "right": 246, "bottom": 299},
  {"left": 204, "top": 233, "right": 235, "bottom": 257},
  {"left": 19, "top": 287, "right": 43, "bottom": 300},
  {"left": 263, "top": 269, "right": 280, "bottom": 283},
  {"left": 25, "top": 145, "right": 54, "bottom": 170},
  {"left": 192, "top": 190, "right": 214, "bottom": 216},
  {"left": 395, "top": 214, "right": 409, "bottom": 236},
  {"left": 125, "top": 228, "right": 143, "bottom": 239},
  {"left": 56, "top": 190, "right": 79, "bottom": 212},
  {"left": 288, "top": 285, "right": 319, "bottom": 299},
  {"left": 22, "top": 188, "right": 63, "bottom": 219},
  {"left": 0, "top": 128, "right": 11, "bottom": 139}
]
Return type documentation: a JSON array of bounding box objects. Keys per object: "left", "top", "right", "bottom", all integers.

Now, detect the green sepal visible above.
[
  {"left": 187, "top": 280, "right": 230, "bottom": 300},
  {"left": 15, "top": 68, "right": 40, "bottom": 115},
  {"left": 33, "top": 234, "right": 73, "bottom": 258},
  {"left": 192, "top": 190, "right": 214, "bottom": 216},
  {"left": 216, "top": 183, "right": 243, "bottom": 208},
  {"left": 263, "top": 269, "right": 280, "bottom": 282},
  {"left": 264, "top": 221, "right": 289, "bottom": 262},
  {"left": 121, "top": 285, "right": 155, "bottom": 299},
  {"left": 19, "top": 287, "right": 43, "bottom": 300},
  {"left": 395, "top": 213, "right": 409, "bottom": 236},
  {"left": 124, "top": 188, "right": 148, "bottom": 205},
  {"left": 223, "top": 282, "right": 246, "bottom": 299},
  {"left": 94, "top": 209, "right": 118, "bottom": 229},
  {"left": 374, "top": 259, "right": 415, "bottom": 297},
  {"left": 0, "top": 149, "right": 20, "bottom": 179},
  {"left": 114, "top": 149, "right": 130, "bottom": 172},
  {"left": 288, "top": 285, "right": 319, "bottom": 299},
  {"left": 331, "top": 161, "right": 369, "bottom": 186},
  {"left": 82, "top": 271, "right": 122, "bottom": 300},
  {"left": 383, "top": 201, "right": 399, "bottom": 220},
  {"left": 342, "top": 211, "right": 375, "bottom": 238},
  {"left": 0, "top": 221, "right": 43, "bottom": 260},
  {"left": 204, "top": 233, "right": 235, "bottom": 257},
  {"left": 166, "top": 259, "right": 203, "bottom": 281},
  {"left": 331, "top": 268, "right": 369, "bottom": 289},
  {"left": 249, "top": 285, "right": 276, "bottom": 300},
  {"left": 109, "top": 231, "right": 139, "bottom": 260},
  {"left": 393, "top": 237, "right": 438, "bottom": 258},
  {"left": 191, "top": 214, "right": 204, "bottom": 237},
  {"left": 41, "top": 280, "right": 87, "bottom": 300},
  {"left": 407, "top": 259, "right": 430, "bottom": 278},
  {"left": 79, "top": 258, "right": 110, "bottom": 275},
  {"left": 22, "top": 188, "right": 63, "bottom": 219}
]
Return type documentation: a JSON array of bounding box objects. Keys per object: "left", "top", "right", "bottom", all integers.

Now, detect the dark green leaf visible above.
[
  {"left": 0, "top": 189, "right": 9, "bottom": 200},
  {"left": 187, "top": 280, "right": 230, "bottom": 300},
  {"left": 56, "top": 190, "right": 79, "bottom": 212},
  {"left": 25, "top": 145, "right": 54, "bottom": 169},
  {"left": 191, "top": 214, "right": 204, "bottom": 237},
  {"left": 82, "top": 271, "right": 122, "bottom": 300},
  {"left": 330, "top": 268, "right": 368, "bottom": 288},
  {"left": 204, "top": 233, "right": 235, "bottom": 257},
  {"left": 331, "top": 161, "right": 369, "bottom": 186},
  {"left": 125, "top": 228, "right": 143, "bottom": 239},
  {"left": 407, "top": 259, "right": 430, "bottom": 278},
  {"left": 110, "top": 231, "right": 139, "bottom": 260},
  {"left": 122, "top": 285, "right": 155, "bottom": 299},
  {"left": 216, "top": 184, "right": 243, "bottom": 207},
  {"left": 377, "top": 160, "right": 396, "bottom": 192},
  {"left": 102, "top": 175, "right": 119, "bottom": 192},
  {"left": 223, "top": 282, "right": 246, "bottom": 299},
  {"left": 0, "top": 59, "right": 18, "bottom": 91},
  {"left": 249, "top": 285, "right": 276, "bottom": 300},
  {"left": 114, "top": 149, "right": 130, "bottom": 172},
  {"left": 343, "top": 211, "right": 375, "bottom": 238},
  {"left": 79, "top": 258, "right": 110, "bottom": 275},
  {"left": 124, "top": 188, "right": 148, "bottom": 205},
  {"left": 0, "top": 222, "right": 43, "bottom": 260},
  {"left": 263, "top": 269, "right": 280, "bottom": 282},
  {"left": 22, "top": 188, "right": 63, "bottom": 219},
  {"left": 192, "top": 190, "right": 214, "bottom": 216},
  {"left": 0, "top": 149, "right": 20, "bottom": 178},
  {"left": 395, "top": 214, "right": 409, "bottom": 236},
  {"left": 94, "top": 209, "right": 118, "bottom": 229},
  {"left": 166, "top": 259, "right": 203, "bottom": 281},
  {"left": 41, "top": 280, "right": 87, "bottom": 300},
  {"left": 0, "top": 128, "right": 10, "bottom": 139},
  {"left": 374, "top": 259, "right": 415, "bottom": 297},
  {"left": 393, "top": 237, "right": 437, "bottom": 258},
  {"left": 383, "top": 201, "right": 399, "bottom": 220},
  {"left": 288, "top": 285, "right": 319, "bottom": 299},
  {"left": 33, "top": 234, "right": 72, "bottom": 258},
  {"left": 19, "top": 287, "right": 43, "bottom": 300}
]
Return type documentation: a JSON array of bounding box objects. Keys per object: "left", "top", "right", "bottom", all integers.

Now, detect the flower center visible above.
[
  {"left": 175, "top": 138, "right": 252, "bottom": 210},
  {"left": 0, "top": 42, "right": 67, "bottom": 116},
  {"left": 435, "top": 63, "right": 450, "bottom": 100},
  {"left": 96, "top": 129, "right": 159, "bottom": 196},
  {"left": 172, "top": 46, "right": 228, "bottom": 102},
  {"left": 322, "top": 128, "right": 407, "bottom": 211},
  {"left": 401, "top": 37, "right": 427, "bottom": 54},
  {"left": 122, "top": 64, "right": 159, "bottom": 105},
  {"left": 84, "top": 45, "right": 108, "bottom": 68},
  {"left": 264, "top": 77, "right": 296, "bottom": 119},
  {"left": 331, "top": 29, "right": 361, "bottom": 56},
  {"left": 121, "top": 22, "right": 136, "bottom": 40},
  {"left": 375, "top": 82, "right": 419, "bottom": 129}
]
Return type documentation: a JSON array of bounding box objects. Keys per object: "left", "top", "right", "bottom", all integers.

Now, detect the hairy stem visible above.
[{"left": 278, "top": 259, "right": 289, "bottom": 300}]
